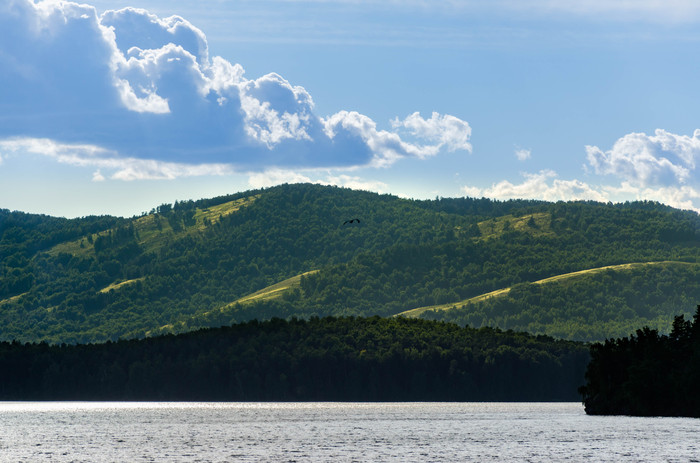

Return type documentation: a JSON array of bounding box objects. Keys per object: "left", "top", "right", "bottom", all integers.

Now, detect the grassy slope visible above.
[
  {"left": 398, "top": 261, "right": 697, "bottom": 318},
  {"left": 0, "top": 292, "right": 27, "bottom": 307},
  {"left": 98, "top": 278, "right": 145, "bottom": 294},
  {"left": 0, "top": 195, "right": 260, "bottom": 342},
  {"left": 150, "top": 261, "right": 697, "bottom": 337},
  {"left": 46, "top": 195, "right": 259, "bottom": 259},
  {"left": 476, "top": 212, "right": 554, "bottom": 240},
  {"left": 146, "top": 270, "right": 319, "bottom": 336},
  {"left": 230, "top": 270, "right": 319, "bottom": 305}
]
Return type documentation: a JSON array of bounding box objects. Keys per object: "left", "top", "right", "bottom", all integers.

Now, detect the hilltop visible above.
[{"left": 1, "top": 183, "right": 698, "bottom": 343}]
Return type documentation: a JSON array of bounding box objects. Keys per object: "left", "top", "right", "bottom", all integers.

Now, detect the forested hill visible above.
[{"left": 1, "top": 183, "right": 698, "bottom": 343}]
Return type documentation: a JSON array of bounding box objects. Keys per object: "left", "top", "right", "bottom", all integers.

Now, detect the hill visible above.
[
  {"left": 398, "top": 261, "right": 683, "bottom": 318},
  {"left": 0, "top": 183, "right": 698, "bottom": 343},
  {"left": 407, "top": 261, "right": 700, "bottom": 341}
]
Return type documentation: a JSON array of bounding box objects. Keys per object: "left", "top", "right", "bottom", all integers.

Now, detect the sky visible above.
[{"left": 2, "top": 0, "right": 700, "bottom": 217}]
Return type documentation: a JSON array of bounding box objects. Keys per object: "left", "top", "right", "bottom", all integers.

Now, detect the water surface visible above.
[{"left": 1, "top": 402, "right": 698, "bottom": 462}]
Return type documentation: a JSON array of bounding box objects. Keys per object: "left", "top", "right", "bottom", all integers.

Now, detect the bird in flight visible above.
[{"left": 343, "top": 218, "right": 361, "bottom": 225}]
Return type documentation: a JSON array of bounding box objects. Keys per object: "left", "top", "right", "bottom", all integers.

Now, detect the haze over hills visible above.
[{"left": 0, "top": 183, "right": 698, "bottom": 344}]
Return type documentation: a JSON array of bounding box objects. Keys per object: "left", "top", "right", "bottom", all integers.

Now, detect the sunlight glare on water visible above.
[{"left": 1, "top": 402, "right": 699, "bottom": 462}]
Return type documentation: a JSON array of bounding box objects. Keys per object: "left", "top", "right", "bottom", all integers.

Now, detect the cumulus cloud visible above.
[
  {"left": 586, "top": 129, "right": 700, "bottom": 187},
  {"left": 391, "top": 112, "right": 472, "bottom": 153},
  {"left": 463, "top": 168, "right": 700, "bottom": 212},
  {"left": 462, "top": 170, "right": 609, "bottom": 202},
  {"left": 239, "top": 73, "right": 315, "bottom": 147},
  {"left": 606, "top": 182, "right": 700, "bottom": 213},
  {"left": 323, "top": 111, "right": 471, "bottom": 168},
  {"left": 0, "top": 0, "right": 471, "bottom": 179},
  {"left": 101, "top": 7, "right": 210, "bottom": 66}
]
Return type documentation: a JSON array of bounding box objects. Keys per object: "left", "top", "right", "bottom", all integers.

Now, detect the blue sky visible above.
[{"left": 2, "top": 0, "right": 700, "bottom": 217}]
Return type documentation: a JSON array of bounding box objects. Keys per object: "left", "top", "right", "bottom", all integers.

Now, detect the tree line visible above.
[
  {"left": 580, "top": 305, "right": 700, "bottom": 417},
  {"left": 0, "top": 316, "right": 589, "bottom": 401}
]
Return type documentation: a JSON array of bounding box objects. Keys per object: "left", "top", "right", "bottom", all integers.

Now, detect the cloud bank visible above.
[
  {"left": 0, "top": 138, "right": 233, "bottom": 180},
  {"left": 586, "top": 129, "right": 700, "bottom": 188},
  {"left": 0, "top": 0, "right": 471, "bottom": 178},
  {"left": 462, "top": 170, "right": 608, "bottom": 203},
  {"left": 247, "top": 169, "right": 389, "bottom": 194},
  {"left": 463, "top": 129, "right": 700, "bottom": 212}
]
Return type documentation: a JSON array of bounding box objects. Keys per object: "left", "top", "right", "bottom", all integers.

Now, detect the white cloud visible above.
[
  {"left": 247, "top": 169, "right": 313, "bottom": 188},
  {"left": 391, "top": 111, "right": 472, "bottom": 153},
  {"left": 579, "top": 128, "right": 700, "bottom": 212},
  {"left": 462, "top": 170, "right": 609, "bottom": 202},
  {"left": 0, "top": 137, "right": 233, "bottom": 181},
  {"left": 100, "top": 7, "right": 210, "bottom": 66},
  {"left": 606, "top": 181, "right": 700, "bottom": 213},
  {"left": 0, "top": 138, "right": 113, "bottom": 161},
  {"left": 247, "top": 169, "right": 388, "bottom": 194},
  {"left": 586, "top": 129, "right": 700, "bottom": 187},
  {"left": 461, "top": 185, "right": 484, "bottom": 198},
  {"left": 462, "top": 169, "right": 700, "bottom": 213},
  {"left": 92, "top": 170, "right": 106, "bottom": 182},
  {"left": 321, "top": 174, "right": 389, "bottom": 193},
  {"left": 108, "top": 159, "right": 233, "bottom": 181},
  {"left": 0, "top": 0, "right": 471, "bottom": 180},
  {"left": 324, "top": 110, "right": 471, "bottom": 168},
  {"left": 239, "top": 73, "right": 315, "bottom": 147},
  {"left": 515, "top": 147, "right": 531, "bottom": 161}
]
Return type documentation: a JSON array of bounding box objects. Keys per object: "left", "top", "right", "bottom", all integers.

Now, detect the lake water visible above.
[{"left": 1, "top": 402, "right": 699, "bottom": 462}]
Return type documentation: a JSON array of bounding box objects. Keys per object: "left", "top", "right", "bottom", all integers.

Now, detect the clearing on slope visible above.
[
  {"left": 46, "top": 195, "right": 259, "bottom": 258},
  {"left": 476, "top": 212, "right": 553, "bottom": 240}
]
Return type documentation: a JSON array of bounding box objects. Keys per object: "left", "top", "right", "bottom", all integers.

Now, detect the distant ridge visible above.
[{"left": 0, "top": 183, "right": 697, "bottom": 344}]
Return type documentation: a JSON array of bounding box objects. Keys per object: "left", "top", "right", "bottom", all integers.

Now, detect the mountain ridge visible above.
[{"left": 1, "top": 183, "right": 698, "bottom": 343}]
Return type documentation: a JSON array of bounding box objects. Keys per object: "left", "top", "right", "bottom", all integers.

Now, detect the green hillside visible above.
[
  {"left": 146, "top": 270, "right": 318, "bottom": 337},
  {"left": 46, "top": 195, "right": 258, "bottom": 259},
  {"left": 415, "top": 261, "right": 700, "bottom": 341},
  {"left": 398, "top": 262, "right": 693, "bottom": 316},
  {"left": 0, "top": 183, "right": 698, "bottom": 343}
]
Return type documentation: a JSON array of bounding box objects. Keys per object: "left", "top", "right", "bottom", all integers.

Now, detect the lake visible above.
[{"left": 1, "top": 402, "right": 698, "bottom": 462}]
